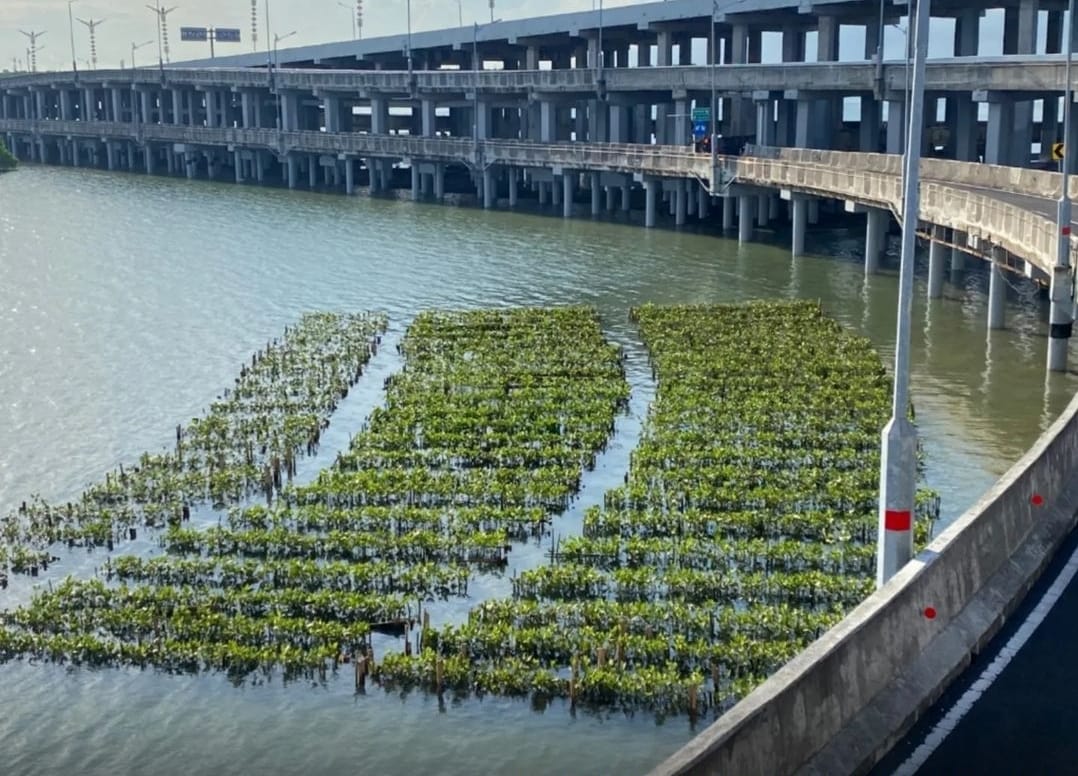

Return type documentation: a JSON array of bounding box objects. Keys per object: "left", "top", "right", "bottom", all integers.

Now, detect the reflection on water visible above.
[{"left": 0, "top": 166, "right": 1074, "bottom": 776}]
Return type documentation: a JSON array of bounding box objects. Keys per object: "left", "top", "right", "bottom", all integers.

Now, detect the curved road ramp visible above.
[{"left": 652, "top": 392, "right": 1078, "bottom": 776}]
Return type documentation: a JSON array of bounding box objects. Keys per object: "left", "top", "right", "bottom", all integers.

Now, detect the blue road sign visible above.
[
  {"left": 180, "top": 27, "right": 208, "bottom": 42},
  {"left": 215, "top": 28, "right": 241, "bottom": 43},
  {"left": 692, "top": 120, "right": 708, "bottom": 138}
]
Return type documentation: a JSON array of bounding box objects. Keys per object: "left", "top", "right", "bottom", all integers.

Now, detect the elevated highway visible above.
[{"left": 0, "top": 57, "right": 1069, "bottom": 97}]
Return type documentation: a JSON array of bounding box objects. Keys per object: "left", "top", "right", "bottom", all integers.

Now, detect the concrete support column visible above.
[
  {"left": 723, "top": 196, "right": 735, "bottom": 230},
  {"left": 538, "top": 181, "right": 549, "bottom": 206},
  {"left": 323, "top": 94, "right": 341, "bottom": 132},
  {"left": 590, "top": 172, "right": 601, "bottom": 216},
  {"left": 886, "top": 99, "right": 906, "bottom": 155},
  {"left": 171, "top": 90, "right": 184, "bottom": 125},
  {"left": 562, "top": 173, "right": 574, "bottom": 218},
  {"left": 110, "top": 88, "right": 122, "bottom": 123},
  {"left": 413, "top": 165, "right": 422, "bottom": 201},
  {"left": 738, "top": 195, "right": 754, "bottom": 243},
  {"left": 951, "top": 233, "right": 966, "bottom": 272},
  {"left": 483, "top": 167, "right": 495, "bottom": 208},
  {"left": 184, "top": 151, "right": 196, "bottom": 180},
  {"left": 605, "top": 185, "right": 616, "bottom": 212},
  {"left": 860, "top": 97, "right": 880, "bottom": 152},
  {"left": 59, "top": 90, "right": 72, "bottom": 121},
  {"left": 508, "top": 167, "right": 518, "bottom": 207},
  {"left": 865, "top": 209, "right": 885, "bottom": 273},
  {"left": 539, "top": 101, "right": 557, "bottom": 142},
  {"left": 434, "top": 163, "right": 445, "bottom": 200},
  {"left": 286, "top": 155, "right": 298, "bottom": 189},
  {"left": 308, "top": 156, "right": 317, "bottom": 188},
  {"left": 927, "top": 226, "right": 946, "bottom": 298},
  {"left": 792, "top": 196, "right": 807, "bottom": 256},
  {"left": 757, "top": 193, "right": 769, "bottom": 227},
  {"left": 421, "top": 99, "right": 437, "bottom": 136},
  {"left": 674, "top": 180, "right": 687, "bottom": 226},
  {"left": 645, "top": 179, "right": 658, "bottom": 228},
  {"left": 621, "top": 183, "right": 631, "bottom": 211},
  {"left": 697, "top": 187, "right": 709, "bottom": 219},
  {"left": 105, "top": 142, "right": 116, "bottom": 171},
  {"left": 984, "top": 98, "right": 1013, "bottom": 165},
  {"left": 988, "top": 255, "right": 1006, "bottom": 330},
  {"left": 232, "top": 150, "right": 243, "bottom": 183},
  {"left": 71, "top": 140, "right": 79, "bottom": 167},
  {"left": 345, "top": 159, "right": 355, "bottom": 194},
  {"left": 608, "top": 105, "right": 629, "bottom": 143}
]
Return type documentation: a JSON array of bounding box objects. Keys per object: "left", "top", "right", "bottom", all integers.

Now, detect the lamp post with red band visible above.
[
  {"left": 877, "top": 0, "right": 930, "bottom": 588},
  {"left": 1048, "top": 0, "right": 1075, "bottom": 373}
]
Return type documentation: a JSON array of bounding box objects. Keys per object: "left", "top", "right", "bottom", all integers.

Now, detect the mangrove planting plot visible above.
[
  {"left": 0, "top": 307, "right": 630, "bottom": 681},
  {"left": 0, "top": 311, "right": 387, "bottom": 578},
  {"left": 380, "top": 301, "right": 939, "bottom": 717}
]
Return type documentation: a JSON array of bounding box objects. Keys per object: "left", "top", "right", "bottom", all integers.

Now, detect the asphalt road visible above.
[{"left": 872, "top": 522, "right": 1078, "bottom": 776}]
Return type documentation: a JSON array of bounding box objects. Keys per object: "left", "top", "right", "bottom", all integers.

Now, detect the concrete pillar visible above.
[
  {"left": 111, "top": 88, "right": 123, "bottom": 123},
  {"left": 171, "top": 90, "right": 183, "bottom": 125},
  {"left": 865, "top": 209, "right": 884, "bottom": 273},
  {"left": 345, "top": 159, "right": 355, "bottom": 194},
  {"left": 792, "top": 196, "right": 807, "bottom": 256},
  {"left": 413, "top": 165, "right": 422, "bottom": 202},
  {"left": 988, "top": 256, "right": 1006, "bottom": 330},
  {"left": 482, "top": 167, "right": 495, "bottom": 209},
  {"left": 927, "top": 226, "right": 946, "bottom": 298},
  {"left": 538, "top": 181, "right": 549, "bottom": 206},
  {"left": 287, "top": 155, "right": 298, "bottom": 189},
  {"left": 621, "top": 183, "right": 631, "bottom": 212},
  {"left": 590, "top": 172, "right": 601, "bottom": 216},
  {"left": 308, "top": 156, "right": 317, "bottom": 188},
  {"left": 434, "top": 163, "right": 445, "bottom": 200},
  {"left": 738, "top": 195, "right": 754, "bottom": 243},
  {"left": 645, "top": 179, "right": 658, "bottom": 228},
  {"left": 421, "top": 99, "right": 437, "bottom": 136},
  {"left": 674, "top": 180, "right": 687, "bottom": 226},
  {"left": 184, "top": 151, "right": 196, "bottom": 180},
  {"left": 886, "top": 99, "right": 906, "bottom": 155},
  {"left": 951, "top": 235, "right": 966, "bottom": 272},
  {"left": 757, "top": 194, "right": 769, "bottom": 227},
  {"left": 59, "top": 90, "right": 72, "bottom": 121},
  {"left": 539, "top": 101, "right": 557, "bottom": 143},
  {"left": 105, "top": 142, "right": 116, "bottom": 171},
  {"left": 984, "top": 98, "right": 1013, "bottom": 166},
  {"left": 697, "top": 187, "right": 709, "bottom": 219},
  {"left": 606, "top": 185, "right": 616, "bottom": 212},
  {"left": 508, "top": 167, "right": 518, "bottom": 207},
  {"left": 609, "top": 105, "right": 629, "bottom": 143},
  {"left": 723, "top": 196, "right": 735, "bottom": 230},
  {"left": 562, "top": 173, "right": 574, "bottom": 218},
  {"left": 860, "top": 97, "right": 880, "bottom": 152}
]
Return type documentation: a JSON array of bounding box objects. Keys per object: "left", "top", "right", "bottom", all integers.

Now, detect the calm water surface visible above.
[{"left": 0, "top": 165, "right": 1075, "bottom": 776}]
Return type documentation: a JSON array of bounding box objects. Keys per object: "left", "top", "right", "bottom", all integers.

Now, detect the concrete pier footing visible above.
[
  {"left": 928, "top": 228, "right": 946, "bottom": 299},
  {"left": 738, "top": 195, "right": 754, "bottom": 243},
  {"left": 792, "top": 197, "right": 807, "bottom": 256}
]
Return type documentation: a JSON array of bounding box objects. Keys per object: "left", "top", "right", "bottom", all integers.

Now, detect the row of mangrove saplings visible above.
[
  {"left": 0, "top": 303, "right": 939, "bottom": 720},
  {"left": 370, "top": 302, "right": 939, "bottom": 715},
  {"left": 0, "top": 311, "right": 388, "bottom": 578}
]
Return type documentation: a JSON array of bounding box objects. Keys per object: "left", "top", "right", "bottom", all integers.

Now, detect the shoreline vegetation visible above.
[
  {"left": 0, "top": 302, "right": 938, "bottom": 723},
  {"left": 0, "top": 140, "right": 16, "bottom": 171}
]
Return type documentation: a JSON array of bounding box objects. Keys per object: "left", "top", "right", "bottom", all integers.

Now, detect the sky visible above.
[{"left": 0, "top": 0, "right": 1036, "bottom": 73}]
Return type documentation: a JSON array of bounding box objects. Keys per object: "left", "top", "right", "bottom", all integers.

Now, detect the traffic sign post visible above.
[{"left": 181, "top": 25, "right": 241, "bottom": 58}]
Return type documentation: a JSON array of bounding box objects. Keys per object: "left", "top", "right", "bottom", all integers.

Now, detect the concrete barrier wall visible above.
[{"left": 652, "top": 389, "right": 1078, "bottom": 776}]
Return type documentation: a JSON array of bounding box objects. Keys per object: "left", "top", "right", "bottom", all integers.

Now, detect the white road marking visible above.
[{"left": 890, "top": 542, "right": 1078, "bottom": 775}]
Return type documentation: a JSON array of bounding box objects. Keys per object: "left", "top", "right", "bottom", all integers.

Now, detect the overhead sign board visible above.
[
  {"left": 691, "top": 107, "right": 710, "bottom": 122},
  {"left": 180, "top": 27, "right": 208, "bottom": 42},
  {"left": 215, "top": 28, "right": 241, "bottom": 43}
]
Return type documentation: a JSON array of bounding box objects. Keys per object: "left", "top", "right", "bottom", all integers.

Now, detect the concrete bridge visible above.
[{"left": 3, "top": 0, "right": 1078, "bottom": 772}]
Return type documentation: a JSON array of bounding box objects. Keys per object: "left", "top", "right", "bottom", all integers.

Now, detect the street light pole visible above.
[
  {"left": 67, "top": 0, "right": 79, "bottom": 77},
  {"left": 458, "top": 0, "right": 463, "bottom": 27},
  {"left": 406, "top": 0, "right": 413, "bottom": 76},
  {"left": 131, "top": 40, "right": 153, "bottom": 69},
  {"left": 337, "top": 2, "right": 356, "bottom": 39},
  {"left": 876, "top": 0, "right": 930, "bottom": 588},
  {"left": 1048, "top": 0, "right": 1076, "bottom": 372},
  {"left": 709, "top": 0, "right": 717, "bottom": 187}
]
